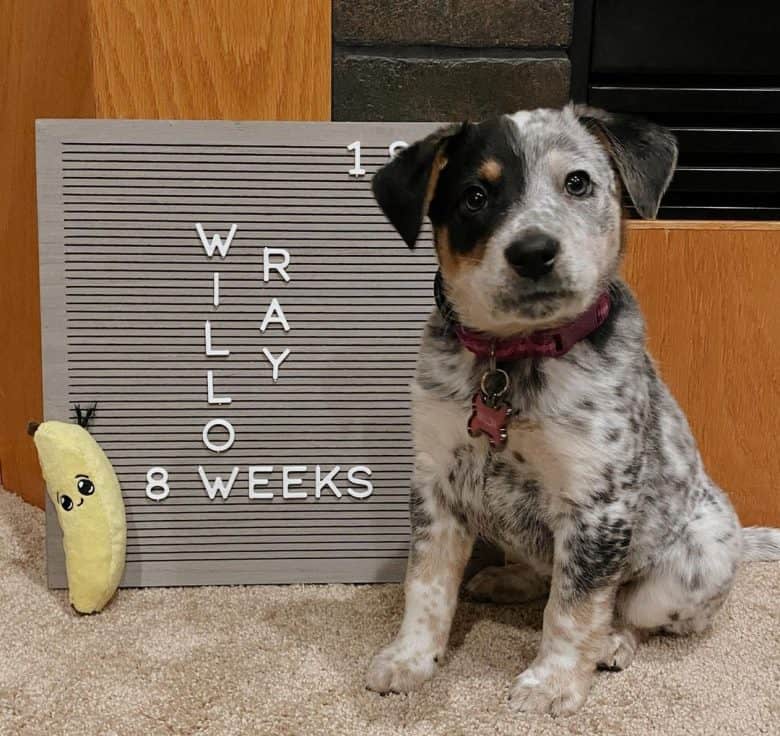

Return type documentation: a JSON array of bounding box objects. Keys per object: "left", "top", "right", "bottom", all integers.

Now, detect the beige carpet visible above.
[{"left": 1, "top": 488, "right": 778, "bottom": 736}]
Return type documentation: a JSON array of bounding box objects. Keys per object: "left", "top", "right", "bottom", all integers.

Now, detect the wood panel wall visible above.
[
  {"left": 0, "top": 0, "right": 331, "bottom": 508},
  {"left": 624, "top": 222, "right": 779, "bottom": 527}
]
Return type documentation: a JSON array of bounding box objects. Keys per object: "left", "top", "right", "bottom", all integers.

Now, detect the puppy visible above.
[{"left": 366, "top": 104, "right": 780, "bottom": 715}]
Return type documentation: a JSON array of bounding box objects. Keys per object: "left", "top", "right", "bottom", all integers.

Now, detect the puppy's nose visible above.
[{"left": 504, "top": 231, "right": 560, "bottom": 281}]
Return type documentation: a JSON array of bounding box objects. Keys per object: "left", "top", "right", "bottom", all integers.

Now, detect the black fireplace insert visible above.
[{"left": 571, "top": 0, "right": 780, "bottom": 220}]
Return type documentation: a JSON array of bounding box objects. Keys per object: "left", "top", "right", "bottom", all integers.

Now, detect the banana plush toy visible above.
[{"left": 28, "top": 406, "right": 126, "bottom": 613}]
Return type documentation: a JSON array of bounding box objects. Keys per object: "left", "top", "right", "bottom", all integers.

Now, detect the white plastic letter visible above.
[
  {"left": 347, "top": 466, "right": 373, "bottom": 499},
  {"left": 389, "top": 140, "right": 409, "bottom": 158},
  {"left": 195, "top": 223, "right": 237, "bottom": 258},
  {"left": 315, "top": 465, "right": 342, "bottom": 499},
  {"left": 213, "top": 272, "right": 221, "bottom": 307},
  {"left": 145, "top": 467, "right": 170, "bottom": 501},
  {"left": 248, "top": 466, "right": 274, "bottom": 500},
  {"left": 263, "top": 247, "right": 291, "bottom": 283},
  {"left": 260, "top": 298, "right": 290, "bottom": 332},
  {"left": 283, "top": 465, "right": 308, "bottom": 499},
  {"left": 347, "top": 140, "right": 365, "bottom": 177},
  {"left": 202, "top": 418, "right": 236, "bottom": 453},
  {"left": 198, "top": 465, "right": 240, "bottom": 500},
  {"left": 204, "top": 321, "right": 230, "bottom": 357},
  {"left": 207, "top": 370, "right": 232, "bottom": 404},
  {"left": 262, "top": 348, "right": 290, "bottom": 382}
]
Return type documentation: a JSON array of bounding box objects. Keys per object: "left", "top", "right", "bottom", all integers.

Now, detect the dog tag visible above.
[{"left": 468, "top": 368, "right": 512, "bottom": 449}]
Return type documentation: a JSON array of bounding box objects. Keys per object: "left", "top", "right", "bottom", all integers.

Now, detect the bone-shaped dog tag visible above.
[
  {"left": 468, "top": 391, "right": 512, "bottom": 449},
  {"left": 468, "top": 368, "right": 512, "bottom": 449}
]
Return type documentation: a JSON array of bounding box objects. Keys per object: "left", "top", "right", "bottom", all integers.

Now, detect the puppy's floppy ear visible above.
[
  {"left": 575, "top": 105, "right": 678, "bottom": 219},
  {"left": 372, "top": 123, "right": 468, "bottom": 248}
]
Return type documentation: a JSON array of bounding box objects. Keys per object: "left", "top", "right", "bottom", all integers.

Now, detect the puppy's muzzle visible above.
[{"left": 505, "top": 230, "right": 560, "bottom": 281}]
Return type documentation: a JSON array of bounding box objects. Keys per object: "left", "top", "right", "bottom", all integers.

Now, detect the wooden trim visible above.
[{"left": 627, "top": 220, "right": 780, "bottom": 231}]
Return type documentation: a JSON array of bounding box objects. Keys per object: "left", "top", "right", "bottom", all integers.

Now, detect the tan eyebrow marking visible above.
[
  {"left": 434, "top": 225, "right": 488, "bottom": 277},
  {"left": 423, "top": 150, "right": 448, "bottom": 217},
  {"left": 479, "top": 158, "right": 502, "bottom": 182}
]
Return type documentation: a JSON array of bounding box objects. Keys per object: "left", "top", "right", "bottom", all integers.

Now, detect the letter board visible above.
[{"left": 36, "top": 119, "right": 471, "bottom": 587}]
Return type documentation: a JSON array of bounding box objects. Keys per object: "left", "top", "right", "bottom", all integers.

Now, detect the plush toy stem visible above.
[{"left": 27, "top": 421, "right": 40, "bottom": 437}]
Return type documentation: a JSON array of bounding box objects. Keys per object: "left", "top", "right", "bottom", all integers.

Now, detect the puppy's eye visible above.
[
  {"left": 461, "top": 186, "right": 488, "bottom": 213},
  {"left": 564, "top": 171, "right": 592, "bottom": 197},
  {"left": 60, "top": 494, "right": 74, "bottom": 511},
  {"left": 77, "top": 477, "right": 94, "bottom": 496}
]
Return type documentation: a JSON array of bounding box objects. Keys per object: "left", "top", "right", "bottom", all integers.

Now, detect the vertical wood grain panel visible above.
[
  {"left": 87, "top": 0, "right": 331, "bottom": 119},
  {"left": 0, "top": 0, "right": 331, "bottom": 508},
  {"left": 0, "top": 0, "right": 96, "bottom": 508},
  {"left": 624, "top": 222, "right": 780, "bottom": 527}
]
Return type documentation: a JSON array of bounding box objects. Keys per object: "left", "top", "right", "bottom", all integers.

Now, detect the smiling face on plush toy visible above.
[
  {"left": 32, "top": 423, "right": 113, "bottom": 530},
  {"left": 57, "top": 475, "right": 96, "bottom": 512}
]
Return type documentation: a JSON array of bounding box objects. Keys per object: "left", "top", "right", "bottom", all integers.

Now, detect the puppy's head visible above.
[{"left": 372, "top": 105, "right": 677, "bottom": 336}]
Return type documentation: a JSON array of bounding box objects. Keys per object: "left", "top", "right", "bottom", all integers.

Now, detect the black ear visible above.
[
  {"left": 575, "top": 106, "right": 678, "bottom": 219},
  {"left": 372, "top": 123, "right": 467, "bottom": 248}
]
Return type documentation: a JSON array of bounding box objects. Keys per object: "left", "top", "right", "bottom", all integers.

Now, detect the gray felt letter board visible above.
[{"left": 35, "top": 119, "right": 455, "bottom": 588}]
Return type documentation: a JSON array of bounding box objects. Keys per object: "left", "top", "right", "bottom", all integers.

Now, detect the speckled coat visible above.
[{"left": 365, "top": 105, "right": 780, "bottom": 716}]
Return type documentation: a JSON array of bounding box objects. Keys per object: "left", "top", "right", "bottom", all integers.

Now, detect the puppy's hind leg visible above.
[
  {"left": 596, "top": 626, "right": 642, "bottom": 672},
  {"left": 618, "top": 487, "right": 742, "bottom": 637},
  {"left": 465, "top": 561, "right": 549, "bottom": 604}
]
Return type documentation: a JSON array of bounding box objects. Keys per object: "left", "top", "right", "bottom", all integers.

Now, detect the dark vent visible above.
[{"left": 571, "top": 0, "right": 780, "bottom": 220}]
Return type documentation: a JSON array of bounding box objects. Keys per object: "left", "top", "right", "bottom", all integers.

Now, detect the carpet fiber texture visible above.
[{"left": 1, "top": 488, "right": 778, "bottom": 736}]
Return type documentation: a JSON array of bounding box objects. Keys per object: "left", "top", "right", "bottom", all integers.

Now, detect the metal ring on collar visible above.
[{"left": 480, "top": 368, "right": 510, "bottom": 400}]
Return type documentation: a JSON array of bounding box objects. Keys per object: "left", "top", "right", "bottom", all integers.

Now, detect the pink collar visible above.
[{"left": 434, "top": 273, "right": 611, "bottom": 360}]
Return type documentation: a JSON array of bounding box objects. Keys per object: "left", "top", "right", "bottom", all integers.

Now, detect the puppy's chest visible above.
[
  {"left": 462, "top": 411, "right": 597, "bottom": 500},
  {"left": 415, "top": 388, "right": 601, "bottom": 539},
  {"left": 414, "top": 344, "right": 625, "bottom": 527},
  {"left": 439, "top": 422, "right": 561, "bottom": 558}
]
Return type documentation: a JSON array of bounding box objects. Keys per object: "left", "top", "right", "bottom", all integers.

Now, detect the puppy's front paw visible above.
[
  {"left": 365, "top": 639, "right": 438, "bottom": 694},
  {"left": 509, "top": 665, "right": 591, "bottom": 716}
]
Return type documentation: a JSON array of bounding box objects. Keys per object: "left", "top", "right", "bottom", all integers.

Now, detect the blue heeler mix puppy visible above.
[{"left": 366, "top": 104, "right": 780, "bottom": 715}]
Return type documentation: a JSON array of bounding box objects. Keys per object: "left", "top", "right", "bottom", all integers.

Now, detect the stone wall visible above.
[{"left": 333, "top": 0, "right": 573, "bottom": 121}]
